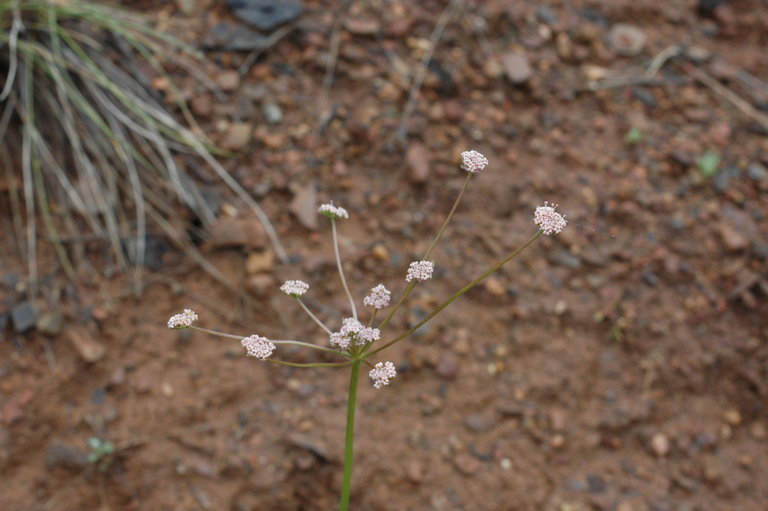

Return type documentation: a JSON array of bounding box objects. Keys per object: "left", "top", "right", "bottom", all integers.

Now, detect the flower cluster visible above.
[
  {"left": 281, "top": 280, "right": 309, "bottom": 297},
  {"left": 330, "top": 317, "right": 381, "bottom": 349},
  {"left": 241, "top": 335, "right": 276, "bottom": 359},
  {"left": 363, "top": 284, "right": 391, "bottom": 309},
  {"left": 534, "top": 202, "right": 567, "bottom": 235},
  {"left": 405, "top": 260, "right": 434, "bottom": 282},
  {"left": 167, "top": 309, "right": 198, "bottom": 329},
  {"left": 460, "top": 150, "right": 489, "bottom": 174},
  {"left": 369, "top": 361, "right": 397, "bottom": 389},
  {"left": 319, "top": 202, "right": 349, "bottom": 220}
]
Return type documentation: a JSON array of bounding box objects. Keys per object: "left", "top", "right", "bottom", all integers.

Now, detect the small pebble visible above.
[
  {"left": 464, "top": 413, "right": 497, "bottom": 433},
  {"left": 723, "top": 409, "right": 742, "bottom": 426},
  {"left": 608, "top": 23, "right": 646, "bottom": 56},
  {"left": 11, "top": 302, "right": 37, "bottom": 334},
  {"left": 436, "top": 352, "right": 459, "bottom": 380},
  {"left": 747, "top": 162, "right": 767, "bottom": 181},
  {"left": 651, "top": 433, "right": 670, "bottom": 456},
  {"left": 262, "top": 102, "right": 283, "bottom": 125}
]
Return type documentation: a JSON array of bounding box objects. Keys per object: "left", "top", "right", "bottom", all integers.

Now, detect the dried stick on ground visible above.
[
  {"left": 395, "top": 0, "right": 463, "bottom": 142},
  {"left": 315, "top": 0, "right": 354, "bottom": 131},
  {"left": 683, "top": 62, "right": 768, "bottom": 133}
]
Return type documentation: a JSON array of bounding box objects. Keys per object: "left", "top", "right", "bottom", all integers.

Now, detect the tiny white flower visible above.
[{"left": 167, "top": 309, "right": 198, "bottom": 329}]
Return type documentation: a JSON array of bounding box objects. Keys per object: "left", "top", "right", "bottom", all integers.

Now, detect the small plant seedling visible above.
[
  {"left": 87, "top": 437, "right": 115, "bottom": 473},
  {"left": 697, "top": 151, "right": 721, "bottom": 178},
  {"left": 624, "top": 126, "right": 644, "bottom": 145}
]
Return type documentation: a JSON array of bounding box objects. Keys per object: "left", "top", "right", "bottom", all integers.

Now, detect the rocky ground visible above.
[{"left": 1, "top": 0, "right": 767, "bottom": 510}]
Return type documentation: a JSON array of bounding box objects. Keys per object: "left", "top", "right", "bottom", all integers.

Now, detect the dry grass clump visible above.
[{"left": 0, "top": 0, "right": 284, "bottom": 294}]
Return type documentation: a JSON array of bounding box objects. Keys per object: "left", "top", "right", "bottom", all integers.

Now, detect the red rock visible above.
[
  {"left": 0, "top": 389, "right": 33, "bottom": 424},
  {"left": 190, "top": 94, "right": 212, "bottom": 117},
  {"left": 406, "top": 143, "right": 431, "bottom": 183},
  {"left": 216, "top": 69, "right": 241, "bottom": 91},
  {"left": 289, "top": 182, "right": 319, "bottom": 230},
  {"left": 208, "top": 216, "right": 266, "bottom": 248},
  {"left": 66, "top": 329, "right": 106, "bottom": 363},
  {"left": 343, "top": 17, "right": 381, "bottom": 35},
  {"left": 220, "top": 123, "right": 252, "bottom": 151}
]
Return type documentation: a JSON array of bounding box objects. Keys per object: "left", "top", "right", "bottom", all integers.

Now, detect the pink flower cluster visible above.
[
  {"left": 318, "top": 202, "right": 349, "bottom": 220},
  {"left": 369, "top": 361, "right": 397, "bottom": 389},
  {"left": 281, "top": 280, "right": 309, "bottom": 297},
  {"left": 241, "top": 335, "right": 276, "bottom": 359},
  {"left": 460, "top": 150, "right": 489, "bottom": 173},
  {"left": 167, "top": 309, "right": 198, "bottom": 329},
  {"left": 534, "top": 202, "right": 567, "bottom": 235},
  {"left": 406, "top": 260, "right": 434, "bottom": 282},
  {"left": 363, "top": 284, "right": 391, "bottom": 309},
  {"left": 329, "top": 317, "right": 381, "bottom": 349}
]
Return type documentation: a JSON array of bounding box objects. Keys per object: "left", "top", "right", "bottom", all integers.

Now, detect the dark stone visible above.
[
  {"left": 464, "top": 413, "right": 497, "bottom": 433},
  {"left": 698, "top": 0, "right": 727, "bottom": 17},
  {"left": 536, "top": 6, "right": 559, "bottom": 25},
  {"left": 427, "top": 59, "right": 457, "bottom": 96},
  {"left": 227, "top": 0, "right": 303, "bottom": 31},
  {"left": 752, "top": 240, "right": 768, "bottom": 259},
  {"left": 579, "top": 7, "right": 608, "bottom": 25},
  {"left": 123, "top": 234, "right": 170, "bottom": 271},
  {"left": 632, "top": 87, "right": 657, "bottom": 108},
  {"left": 2, "top": 273, "right": 20, "bottom": 289},
  {"left": 713, "top": 166, "right": 741, "bottom": 192},
  {"left": 747, "top": 162, "right": 767, "bottom": 181},
  {"left": 643, "top": 271, "right": 659, "bottom": 286},
  {"left": 586, "top": 473, "right": 606, "bottom": 493},
  {"left": 552, "top": 250, "right": 582, "bottom": 270},
  {"left": 203, "top": 22, "right": 268, "bottom": 51},
  {"left": 11, "top": 302, "right": 37, "bottom": 333},
  {"left": 91, "top": 388, "right": 107, "bottom": 405},
  {"left": 46, "top": 442, "right": 89, "bottom": 470}
]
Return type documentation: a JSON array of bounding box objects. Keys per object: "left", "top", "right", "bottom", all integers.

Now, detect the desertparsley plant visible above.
[{"left": 167, "top": 150, "right": 566, "bottom": 510}]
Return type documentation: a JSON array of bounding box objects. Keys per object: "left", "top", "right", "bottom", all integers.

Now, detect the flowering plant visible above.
[{"left": 167, "top": 150, "right": 566, "bottom": 510}]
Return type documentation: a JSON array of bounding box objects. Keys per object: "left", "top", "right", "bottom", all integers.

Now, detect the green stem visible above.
[
  {"left": 339, "top": 360, "right": 362, "bottom": 511},
  {"left": 267, "top": 359, "right": 352, "bottom": 368},
  {"left": 377, "top": 173, "right": 473, "bottom": 332},
  {"left": 191, "top": 326, "right": 345, "bottom": 356},
  {"left": 423, "top": 172, "right": 473, "bottom": 260},
  {"left": 368, "top": 230, "right": 543, "bottom": 358}
]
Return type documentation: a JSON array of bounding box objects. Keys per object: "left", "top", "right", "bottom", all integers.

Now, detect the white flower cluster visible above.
[
  {"left": 460, "top": 150, "right": 489, "bottom": 173},
  {"left": 241, "top": 335, "right": 276, "bottom": 359},
  {"left": 318, "top": 202, "right": 349, "bottom": 220},
  {"left": 405, "top": 260, "right": 434, "bottom": 282},
  {"left": 329, "top": 317, "right": 381, "bottom": 349},
  {"left": 534, "top": 202, "right": 567, "bottom": 235},
  {"left": 363, "top": 284, "right": 391, "bottom": 309},
  {"left": 369, "top": 361, "right": 397, "bottom": 389},
  {"left": 167, "top": 309, "right": 198, "bottom": 329},
  {"left": 280, "top": 280, "right": 309, "bottom": 297}
]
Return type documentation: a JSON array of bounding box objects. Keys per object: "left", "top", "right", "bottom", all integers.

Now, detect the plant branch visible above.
[
  {"left": 332, "top": 219, "right": 358, "bottom": 319},
  {"left": 368, "top": 230, "right": 543, "bottom": 357}
]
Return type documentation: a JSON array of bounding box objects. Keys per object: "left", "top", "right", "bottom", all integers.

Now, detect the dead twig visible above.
[
  {"left": 396, "top": 0, "right": 463, "bottom": 142},
  {"left": 238, "top": 22, "right": 299, "bottom": 76},
  {"left": 644, "top": 44, "right": 683, "bottom": 78},
  {"left": 584, "top": 74, "right": 689, "bottom": 91},
  {"left": 315, "top": 0, "right": 354, "bottom": 131},
  {"left": 682, "top": 62, "right": 768, "bottom": 132}
]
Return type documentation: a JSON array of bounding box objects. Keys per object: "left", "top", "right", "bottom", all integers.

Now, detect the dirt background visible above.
[{"left": 2, "top": 0, "right": 768, "bottom": 510}]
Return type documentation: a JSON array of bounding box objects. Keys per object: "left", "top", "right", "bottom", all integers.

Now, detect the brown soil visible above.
[{"left": 2, "top": 0, "right": 768, "bottom": 510}]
